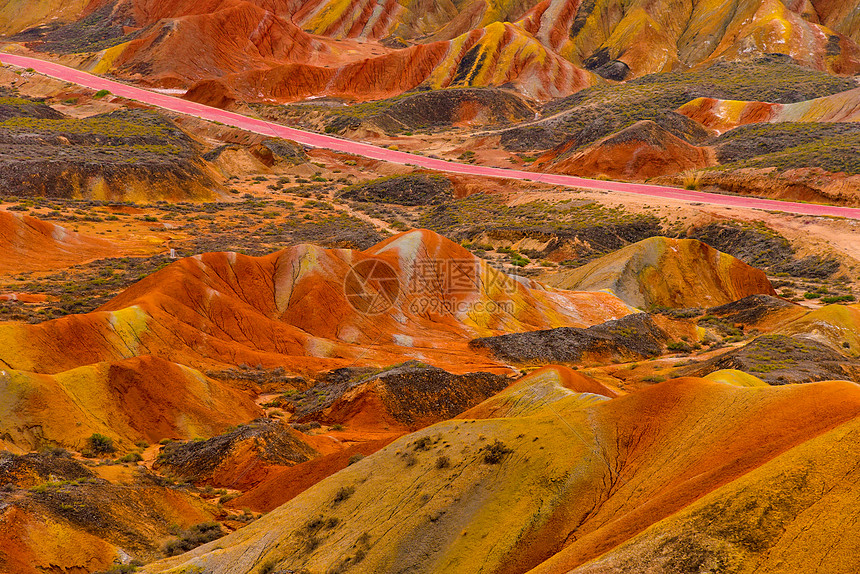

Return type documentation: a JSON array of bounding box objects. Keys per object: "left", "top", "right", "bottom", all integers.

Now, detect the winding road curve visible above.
[{"left": 3, "top": 53, "right": 860, "bottom": 220}]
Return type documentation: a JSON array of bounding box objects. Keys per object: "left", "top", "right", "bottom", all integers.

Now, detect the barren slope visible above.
[
  {"left": 141, "top": 372, "right": 860, "bottom": 574},
  {"left": 0, "top": 210, "right": 117, "bottom": 275},
  {"left": 541, "top": 236, "right": 776, "bottom": 309}
]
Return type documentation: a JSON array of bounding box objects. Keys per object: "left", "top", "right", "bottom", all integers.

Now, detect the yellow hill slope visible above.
[
  {"left": 0, "top": 355, "right": 261, "bottom": 452},
  {"left": 518, "top": 0, "right": 860, "bottom": 79},
  {"left": 0, "top": 0, "right": 89, "bottom": 34},
  {"left": 779, "top": 303, "right": 860, "bottom": 355},
  {"left": 560, "top": 408, "right": 860, "bottom": 573},
  {"left": 141, "top": 372, "right": 860, "bottom": 574},
  {"left": 541, "top": 236, "right": 776, "bottom": 309}
]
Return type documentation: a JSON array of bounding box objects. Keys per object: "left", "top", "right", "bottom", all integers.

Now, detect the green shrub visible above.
[
  {"left": 163, "top": 522, "right": 225, "bottom": 556},
  {"left": 333, "top": 486, "right": 355, "bottom": 504},
  {"left": 118, "top": 452, "right": 143, "bottom": 463},
  {"left": 93, "top": 89, "right": 111, "bottom": 99},
  {"left": 93, "top": 562, "right": 142, "bottom": 574},
  {"left": 89, "top": 433, "right": 116, "bottom": 455},
  {"left": 483, "top": 440, "right": 512, "bottom": 464},
  {"left": 413, "top": 437, "right": 432, "bottom": 451},
  {"left": 667, "top": 341, "right": 692, "bottom": 352},
  {"left": 218, "top": 493, "right": 238, "bottom": 504},
  {"left": 821, "top": 294, "right": 856, "bottom": 304}
]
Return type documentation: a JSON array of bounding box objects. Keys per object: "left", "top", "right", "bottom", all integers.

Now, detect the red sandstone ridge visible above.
[
  {"left": 13, "top": 0, "right": 860, "bottom": 103},
  {"left": 0, "top": 229, "right": 634, "bottom": 376},
  {"left": 105, "top": 2, "right": 325, "bottom": 88},
  {"left": 535, "top": 121, "right": 716, "bottom": 179},
  {"left": 0, "top": 210, "right": 118, "bottom": 275},
  {"left": 72, "top": 0, "right": 595, "bottom": 102},
  {"left": 182, "top": 21, "right": 597, "bottom": 104},
  {"left": 679, "top": 87, "right": 860, "bottom": 133},
  {"left": 224, "top": 437, "right": 398, "bottom": 513}
]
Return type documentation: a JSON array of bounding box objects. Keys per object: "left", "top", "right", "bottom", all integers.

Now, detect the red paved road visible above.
[{"left": 4, "top": 53, "right": 860, "bottom": 220}]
